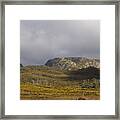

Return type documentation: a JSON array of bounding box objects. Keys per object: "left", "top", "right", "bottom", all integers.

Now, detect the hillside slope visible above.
[{"left": 20, "top": 57, "right": 100, "bottom": 100}]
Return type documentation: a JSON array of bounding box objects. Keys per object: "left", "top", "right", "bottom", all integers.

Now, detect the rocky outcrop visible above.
[{"left": 45, "top": 57, "right": 100, "bottom": 71}]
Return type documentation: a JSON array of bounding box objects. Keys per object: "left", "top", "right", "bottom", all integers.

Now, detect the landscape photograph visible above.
[{"left": 20, "top": 20, "right": 100, "bottom": 100}]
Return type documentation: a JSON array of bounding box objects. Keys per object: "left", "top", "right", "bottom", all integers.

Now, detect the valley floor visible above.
[{"left": 20, "top": 83, "right": 100, "bottom": 100}]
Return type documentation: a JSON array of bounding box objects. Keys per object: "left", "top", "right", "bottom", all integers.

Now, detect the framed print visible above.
[{"left": 0, "top": 0, "right": 119, "bottom": 119}]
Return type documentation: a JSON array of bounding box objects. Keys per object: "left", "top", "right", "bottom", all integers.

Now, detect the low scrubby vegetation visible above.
[{"left": 20, "top": 65, "right": 100, "bottom": 100}]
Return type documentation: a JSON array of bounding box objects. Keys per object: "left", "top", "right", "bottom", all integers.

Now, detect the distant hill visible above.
[{"left": 45, "top": 57, "right": 100, "bottom": 71}]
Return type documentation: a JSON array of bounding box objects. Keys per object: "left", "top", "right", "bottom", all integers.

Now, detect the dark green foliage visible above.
[
  {"left": 68, "top": 67, "right": 100, "bottom": 79},
  {"left": 20, "top": 64, "right": 23, "bottom": 67}
]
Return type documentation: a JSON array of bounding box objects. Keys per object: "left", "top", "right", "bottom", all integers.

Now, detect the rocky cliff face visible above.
[{"left": 45, "top": 57, "right": 100, "bottom": 71}]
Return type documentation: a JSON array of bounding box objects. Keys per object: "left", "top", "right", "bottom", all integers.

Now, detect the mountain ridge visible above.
[{"left": 45, "top": 57, "right": 100, "bottom": 71}]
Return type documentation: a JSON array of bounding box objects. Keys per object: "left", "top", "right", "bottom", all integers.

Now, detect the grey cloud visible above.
[{"left": 20, "top": 20, "right": 100, "bottom": 65}]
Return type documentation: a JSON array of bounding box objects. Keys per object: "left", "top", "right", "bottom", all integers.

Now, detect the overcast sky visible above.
[{"left": 20, "top": 20, "right": 100, "bottom": 65}]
